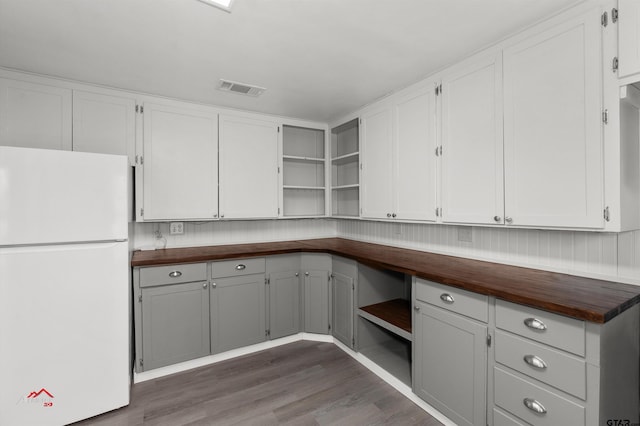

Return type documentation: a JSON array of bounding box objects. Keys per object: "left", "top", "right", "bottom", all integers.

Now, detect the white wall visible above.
[{"left": 133, "top": 218, "right": 640, "bottom": 286}]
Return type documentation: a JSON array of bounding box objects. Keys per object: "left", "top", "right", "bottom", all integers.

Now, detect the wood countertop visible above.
[{"left": 131, "top": 238, "right": 640, "bottom": 324}]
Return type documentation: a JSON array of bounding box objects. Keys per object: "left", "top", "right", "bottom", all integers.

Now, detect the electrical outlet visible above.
[
  {"left": 170, "top": 222, "right": 184, "bottom": 235},
  {"left": 458, "top": 227, "right": 473, "bottom": 243}
]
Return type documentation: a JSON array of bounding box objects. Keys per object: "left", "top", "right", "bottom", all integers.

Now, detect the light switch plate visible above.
[{"left": 458, "top": 227, "right": 473, "bottom": 243}]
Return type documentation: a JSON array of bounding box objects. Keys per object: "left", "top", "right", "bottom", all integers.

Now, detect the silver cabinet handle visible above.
[
  {"left": 440, "top": 293, "right": 455, "bottom": 304},
  {"left": 493, "top": 215, "right": 501, "bottom": 222},
  {"left": 505, "top": 216, "right": 513, "bottom": 224},
  {"left": 387, "top": 213, "right": 392, "bottom": 218},
  {"left": 305, "top": 272, "right": 309, "bottom": 276},
  {"left": 524, "top": 354, "right": 548, "bottom": 370},
  {"left": 295, "top": 272, "right": 299, "bottom": 277},
  {"left": 523, "top": 398, "right": 547, "bottom": 414},
  {"left": 220, "top": 214, "right": 225, "bottom": 218},
  {"left": 414, "top": 306, "right": 420, "bottom": 311},
  {"left": 392, "top": 213, "right": 397, "bottom": 218},
  {"left": 213, "top": 214, "right": 218, "bottom": 218},
  {"left": 203, "top": 283, "right": 208, "bottom": 289},
  {"left": 235, "top": 264, "right": 246, "bottom": 270},
  {"left": 524, "top": 317, "right": 547, "bottom": 331},
  {"left": 168, "top": 271, "right": 182, "bottom": 278},
  {"left": 212, "top": 282, "right": 217, "bottom": 288}
]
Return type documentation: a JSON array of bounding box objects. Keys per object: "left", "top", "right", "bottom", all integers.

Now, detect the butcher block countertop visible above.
[{"left": 131, "top": 238, "right": 640, "bottom": 324}]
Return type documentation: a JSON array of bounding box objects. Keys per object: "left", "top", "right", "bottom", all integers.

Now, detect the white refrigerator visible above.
[{"left": 0, "top": 146, "right": 130, "bottom": 425}]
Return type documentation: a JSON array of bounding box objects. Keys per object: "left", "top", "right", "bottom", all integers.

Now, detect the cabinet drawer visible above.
[
  {"left": 493, "top": 408, "right": 527, "bottom": 426},
  {"left": 494, "top": 367, "right": 585, "bottom": 426},
  {"left": 495, "top": 331, "right": 586, "bottom": 399},
  {"left": 415, "top": 278, "right": 488, "bottom": 322},
  {"left": 496, "top": 299, "right": 585, "bottom": 356},
  {"left": 211, "top": 257, "right": 265, "bottom": 278},
  {"left": 139, "top": 263, "right": 207, "bottom": 287}
]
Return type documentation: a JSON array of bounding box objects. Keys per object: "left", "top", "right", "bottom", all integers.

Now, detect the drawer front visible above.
[
  {"left": 494, "top": 367, "right": 585, "bottom": 426},
  {"left": 495, "top": 299, "right": 585, "bottom": 356},
  {"left": 493, "top": 408, "right": 528, "bottom": 426},
  {"left": 139, "top": 263, "right": 207, "bottom": 287},
  {"left": 211, "top": 257, "right": 265, "bottom": 278},
  {"left": 495, "top": 331, "right": 586, "bottom": 399},
  {"left": 415, "top": 278, "right": 488, "bottom": 322}
]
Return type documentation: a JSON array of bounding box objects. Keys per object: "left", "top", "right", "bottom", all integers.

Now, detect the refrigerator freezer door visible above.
[
  {"left": 0, "top": 241, "right": 130, "bottom": 426},
  {"left": 0, "top": 146, "right": 128, "bottom": 246}
]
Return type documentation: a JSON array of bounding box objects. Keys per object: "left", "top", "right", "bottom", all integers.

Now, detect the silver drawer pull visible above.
[
  {"left": 524, "top": 317, "right": 547, "bottom": 331},
  {"left": 168, "top": 271, "right": 182, "bottom": 278},
  {"left": 523, "top": 398, "right": 547, "bottom": 414},
  {"left": 440, "top": 293, "right": 455, "bottom": 304},
  {"left": 235, "top": 264, "right": 246, "bottom": 271},
  {"left": 524, "top": 354, "right": 548, "bottom": 370}
]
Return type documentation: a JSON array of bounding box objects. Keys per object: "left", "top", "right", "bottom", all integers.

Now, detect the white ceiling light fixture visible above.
[{"left": 197, "top": 0, "right": 234, "bottom": 12}]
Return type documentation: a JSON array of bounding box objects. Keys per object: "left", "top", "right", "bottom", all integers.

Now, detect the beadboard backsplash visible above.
[{"left": 133, "top": 219, "right": 640, "bottom": 285}]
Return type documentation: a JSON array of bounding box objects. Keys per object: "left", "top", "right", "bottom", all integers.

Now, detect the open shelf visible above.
[
  {"left": 331, "top": 151, "right": 359, "bottom": 165},
  {"left": 331, "top": 118, "right": 359, "bottom": 217},
  {"left": 358, "top": 299, "right": 412, "bottom": 341},
  {"left": 358, "top": 316, "right": 412, "bottom": 387},
  {"left": 283, "top": 155, "right": 325, "bottom": 163}
]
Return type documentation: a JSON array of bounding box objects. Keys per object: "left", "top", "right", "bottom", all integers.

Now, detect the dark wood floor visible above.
[{"left": 74, "top": 341, "right": 442, "bottom": 425}]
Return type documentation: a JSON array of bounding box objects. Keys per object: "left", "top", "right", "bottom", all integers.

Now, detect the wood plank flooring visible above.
[{"left": 74, "top": 341, "right": 442, "bottom": 425}]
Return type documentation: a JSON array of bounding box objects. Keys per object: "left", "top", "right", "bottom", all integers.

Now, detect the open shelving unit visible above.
[
  {"left": 331, "top": 118, "right": 360, "bottom": 217},
  {"left": 356, "top": 265, "right": 412, "bottom": 386},
  {"left": 282, "top": 125, "right": 326, "bottom": 217}
]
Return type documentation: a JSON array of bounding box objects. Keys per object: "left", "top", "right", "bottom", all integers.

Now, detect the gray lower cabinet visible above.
[
  {"left": 268, "top": 270, "right": 300, "bottom": 339},
  {"left": 303, "top": 270, "right": 330, "bottom": 334},
  {"left": 134, "top": 262, "right": 210, "bottom": 372},
  {"left": 331, "top": 271, "right": 354, "bottom": 347},
  {"left": 211, "top": 267, "right": 266, "bottom": 354},
  {"left": 413, "top": 279, "right": 488, "bottom": 426}
]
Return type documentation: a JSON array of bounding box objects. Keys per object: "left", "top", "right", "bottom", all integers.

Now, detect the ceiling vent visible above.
[{"left": 218, "top": 79, "right": 266, "bottom": 97}]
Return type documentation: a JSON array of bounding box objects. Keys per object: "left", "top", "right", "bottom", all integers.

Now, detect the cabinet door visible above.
[
  {"left": 141, "top": 102, "right": 218, "bottom": 221},
  {"left": 618, "top": 0, "right": 640, "bottom": 78},
  {"left": 211, "top": 274, "right": 266, "bottom": 353},
  {"left": 303, "top": 270, "right": 330, "bottom": 334},
  {"left": 394, "top": 87, "right": 438, "bottom": 221},
  {"left": 141, "top": 281, "right": 210, "bottom": 371},
  {"left": 268, "top": 271, "right": 300, "bottom": 339},
  {"left": 72, "top": 90, "right": 135, "bottom": 164},
  {"left": 503, "top": 11, "right": 603, "bottom": 228},
  {"left": 0, "top": 78, "right": 72, "bottom": 150},
  {"left": 332, "top": 271, "right": 354, "bottom": 347},
  {"left": 414, "top": 301, "right": 487, "bottom": 426},
  {"left": 440, "top": 53, "right": 504, "bottom": 225},
  {"left": 219, "top": 115, "right": 279, "bottom": 219},
  {"left": 361, "top": 107, "right": 393, "bottom": 219}
]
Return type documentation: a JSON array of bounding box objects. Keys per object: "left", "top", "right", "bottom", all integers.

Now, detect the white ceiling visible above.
[{"left": 0, "top": 0, "right": 584, "bottom": 123}]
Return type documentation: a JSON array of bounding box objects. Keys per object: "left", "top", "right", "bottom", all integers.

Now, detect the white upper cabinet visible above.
[
  {"left": 394, "top": 85, "right": 438, "bottom": 222},
  {"left": 360, "top": 107, "right": 393, "bottom": 219},
  {"left": 440, "top": 53, "right": 504, "bottom": 226},
  {"left": 361, "top": 85, "right": 438, "bottom": 222},
  {"left": 503, "top": 10, "right": 603, "bottom": 229},
  {"left": 618, "top": 0, "right": 640, "bottom": 78},
  {"left": 141, "top": 101, "right": 218, "bottom": 221},
  {"left": 72, "top": 91, "right": 136, "bottom": 164},
  {"left": 219, "top": 114, "right": 279, "bottom": 219},
  {"left": 0, "top": 78, "right": 72, "bottom": 150}
]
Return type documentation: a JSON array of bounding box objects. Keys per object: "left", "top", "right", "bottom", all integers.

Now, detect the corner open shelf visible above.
[
  {"left": 282, "top": 126, "right": 326, "bottom": 217},
  {"left": 331, "top": 118, "right": 359, "bottom": 217},
  {"left": 358, "top": 299, "right": 412, "bottom": 341}
]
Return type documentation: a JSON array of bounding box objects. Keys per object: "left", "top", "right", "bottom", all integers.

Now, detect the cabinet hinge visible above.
[
  {"left": 613, "top": 57, "right": 619, "bottom": 73},
  {"left": 265, "top": 277, "right": 270, "bottom": 285},
  {"left": 328, "top": 324, "right": 331, "bottom": 331},
  {"left": 602, "top": 109, "right": 609, "bottom": 124},
  {"left": 139, "top": 358, "right": 144, "bottom": 367},
  {"left": 612, "top": 8, "right": 618, "bottom": 24},
  {"left": 604, "top": 206, "right": 610, "bottom": 222},
  {"left": 601, "top": 11, "right": 608, "bottom": 27},
  {"left": 352, "top": 283, "right": 355, "bottom": 290},
  {"left": 352, "top": 337, "right": 355, "bottom": 347},
  {"left": 136, "top": 105, "right": 144, "bottom": 114},
  {"left": 487, "top": 334, "right": 492, "bottom": 347},
  {"left": 435, "top": 83, "right": 442, "bottom": 95},
  {"left": 140, "top": 208, "right": 144, "bottom": 217},
  {"left": 266, "top": 329, "right": 270, "bottom": 337},
  {"left": 278, "top": 207, "right": 281, "bottom": 215},
  {"left": 135, "top": 105, "right": 139, "bottom": 113},
  {"left": 328, "top": 274, "right": 331, "bottom": 282},
  {"left": 138, "top": 295, "right": 142, "bottom": 303},
  {"left": 277, "top": 126, "right": 280, "bottom": 133},
  {"left": 434, "top": 146, "right": 442, "bottom": 156},
  {"left": 277, "top": 166, "right": 280, "bottom": 173},
  {"left": 435, "top": 207, "right": 442, "bottom": 217}
]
